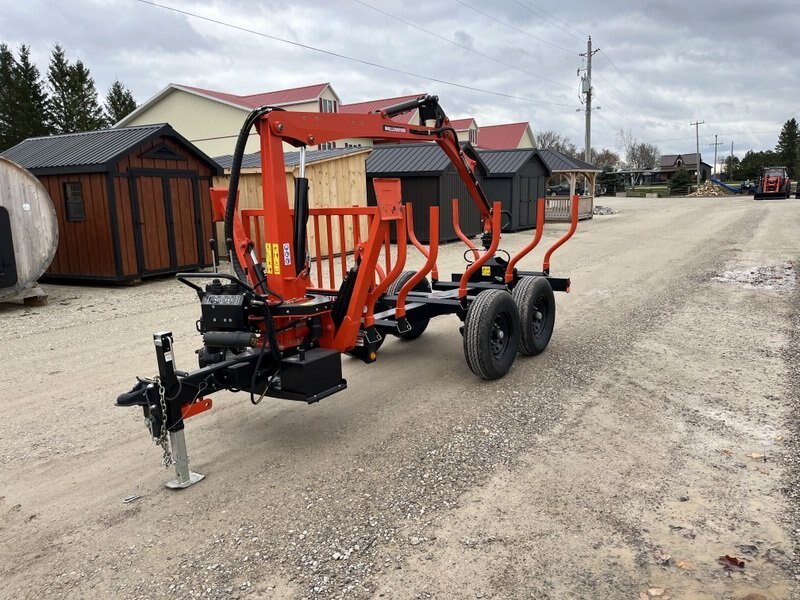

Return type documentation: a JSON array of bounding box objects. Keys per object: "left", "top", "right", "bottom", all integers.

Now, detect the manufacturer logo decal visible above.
[{"left": 383, "top": 125, "right": 406, "bottom": 133}]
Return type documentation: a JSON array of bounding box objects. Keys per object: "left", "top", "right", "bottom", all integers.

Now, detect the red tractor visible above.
[
  {"left": 115, "top": 95, "right": 579, "bottom": 489},
  {"left": 754, "top": 166, "right": 791, "bottom": 199}
]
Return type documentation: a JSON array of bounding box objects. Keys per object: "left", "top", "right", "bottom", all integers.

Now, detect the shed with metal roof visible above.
[
  {"left": 478, "top": 149, "right": 551, "bottom": 231},
  {"left": 365, "top": 143, "right": 488, "bottom": 243},
  {"left": 1, "top": 124, "right": 221, "bottom": 282}
]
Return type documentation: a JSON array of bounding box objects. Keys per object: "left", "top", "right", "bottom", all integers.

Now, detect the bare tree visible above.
[
  {"left": 536, "top": 129, "right": 579, "bottom": 158},
  {"left": 577, "top": 147, "right": 621, "bottom": 168},
  {"left": 618, "top": 129, "right": 659, "bottom": 169}
]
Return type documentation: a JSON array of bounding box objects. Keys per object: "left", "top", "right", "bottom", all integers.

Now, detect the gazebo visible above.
[{"left": 538, "top": 149, "right": 601, "bottom": 221}]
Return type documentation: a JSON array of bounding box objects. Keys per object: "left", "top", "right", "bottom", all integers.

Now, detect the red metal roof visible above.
[
  {"left": 449, "top": 118, "right": 476, "bottom": 130},
  {"left": 340, "top": 93, "right": 425, "bottom": 124},
  {"left": 477, "top": 122, "right": 530, "bottom": 150},
  {"left": 178, "top": 82, "right": 330, "bottom": 109}
]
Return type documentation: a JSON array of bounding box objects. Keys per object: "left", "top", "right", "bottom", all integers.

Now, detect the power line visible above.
[
  {"left": 454, "top": 0, "right": 578, "bottom": 55},
  {"left": 519, "top": 0, "right": 590, "bottom": 38},
  {"left": 594, "top": 72, "right": 649, "bottom": 114},
  {"left": 133, "top": 0, "right": 580, "bottom": 109},
  {"left": 596, "top": 49, "right": 661, "bottom": 110},
  {"left": 593, "top": 110, "right": 624, "bottom": 134},
  {"left": 511, "top": 0, "right": 583, "bottom": 42},
  {"left": 353, "top": 0, "right": 573, "bottom": 90}
]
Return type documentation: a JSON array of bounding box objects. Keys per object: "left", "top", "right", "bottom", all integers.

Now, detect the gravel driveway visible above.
[{"left": 1, "top": 196, "right": 798, "bottom": 599}]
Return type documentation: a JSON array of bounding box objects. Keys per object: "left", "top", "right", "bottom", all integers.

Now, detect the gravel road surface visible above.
[{"left": 1, "top": 196, "right": 798, "bottom": 599}]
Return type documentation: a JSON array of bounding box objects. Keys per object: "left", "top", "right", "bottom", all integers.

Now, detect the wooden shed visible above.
[
  {"left": 478, "top": 149, "right": 551, "bottom": 231},
  {"left": 1, "top": 124, "right": 221, "bottom": 281},
  {"left": 365, "top": 143, "right": 488, "bottom": 243},
  {"left": 213, "top": 146, "right": 372, "bottom": 258}
]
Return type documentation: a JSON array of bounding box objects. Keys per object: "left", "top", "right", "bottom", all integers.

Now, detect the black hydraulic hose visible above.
[
  {"left": 293, "top": 177, "right": 309, "bottom": 273},
  {"left": 224, "top": 106, "right": 279, "bottom": 280}
]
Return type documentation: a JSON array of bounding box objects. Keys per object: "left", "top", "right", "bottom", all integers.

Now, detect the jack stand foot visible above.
[
  {"left": 166, "top": 471, "right": 205, "bottom": 489},
  {"left": 164, "top": 429, "right": 205, "bottom": 490}
]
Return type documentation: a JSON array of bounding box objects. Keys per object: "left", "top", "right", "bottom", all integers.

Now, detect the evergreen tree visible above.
[
  {"left": 11, "top": 45, "right": 50, "bottom": 141},
  {"left": 0, "top": 44, "right": 50, "bottom": 151},
  {"left": 775, "top": 118, "right": 800, "bottom": 176},
  {"left": 71, "top": 59, "right": 107, "bottom": 131},
  {"left": 47, "top": 45, "right": 106, "bottom": 133},
  {"left": 668, "top": 167, "right": 693, "bottom": 195},
  {"left": 47, "top": 44, "right": 76, "bottom": 133},
  {"left": 0, "top": 43, "right": 14, "bottom": 150},
  {"left": 104, "top": 79, "right": 137, "bottom": 124},
  {"left": 740, "top": 149, "right": 780, "bottom": 180}
]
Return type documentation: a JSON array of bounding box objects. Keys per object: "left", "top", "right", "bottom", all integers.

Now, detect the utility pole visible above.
[
  {"left": 730, "top": 141, "right": 734, "bottom": 178},
  {"left": 690, "top": 120, "right": 705, "bottom": 186},
  {"left": 580, "top": 36, "right": 599, "bottom": 164},
  {"left": 709, "top": 134, "right": 723, "bottom": 176}
]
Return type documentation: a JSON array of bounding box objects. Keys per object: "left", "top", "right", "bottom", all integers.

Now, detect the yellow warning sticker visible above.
[
  {"left": 481, "top": 266, "right": 491, "bottom": 276},
  {"left": 265, "top": 243, "right": 273, "bottom": 274},
  {"left": 272, "top": 243, "right": 281, "bottom": 275}
]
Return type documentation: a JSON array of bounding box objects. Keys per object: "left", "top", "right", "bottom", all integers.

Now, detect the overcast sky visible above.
[{"left": 3, "top": 0, "right": 797, "bottom": 164}]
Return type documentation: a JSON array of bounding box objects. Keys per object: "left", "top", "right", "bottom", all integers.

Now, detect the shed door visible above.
[
  {"left": 134, "top": 176, "right": 172, "bottom": 273},
  {"left": 517, "top": 176, "right": 538, "bottom": 228},
  {"left": 131, "top": 173, "right": 204, "bottom": 275},
  {"left": 167, "top": 176, "right": 202, "bottom": 267}
]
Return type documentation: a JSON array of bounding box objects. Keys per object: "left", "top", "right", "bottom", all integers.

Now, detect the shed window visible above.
[
  {"left": 469, "top": 128, "right": 477, "bottom": 145},
  {"left": 64, "top": 182, "right": 85, "bottom": 222}
]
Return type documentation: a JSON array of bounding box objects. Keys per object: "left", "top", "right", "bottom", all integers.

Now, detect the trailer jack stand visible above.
[{"left": 165, "top": 429, "right": 204, "bottom": 489}]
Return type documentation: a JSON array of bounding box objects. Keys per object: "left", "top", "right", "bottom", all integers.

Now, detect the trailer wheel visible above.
[
  {"left": 512, "top": 276, "right": 555, "bottom": 356},
  {"left": 387, "top": 271, "right": 431, "bottom": 340},
  {"left": 463, "top": 289, "right": 520, "bottom": 379}
]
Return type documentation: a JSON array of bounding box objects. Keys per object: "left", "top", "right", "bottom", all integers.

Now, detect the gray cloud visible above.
[{"left": 2, "top": 0, "right": 796, "bottom": 158}]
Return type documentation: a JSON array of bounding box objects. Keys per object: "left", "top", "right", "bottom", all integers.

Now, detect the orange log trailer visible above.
[{"left": 115, "top": 95, "right": 580, "bottom": 489}]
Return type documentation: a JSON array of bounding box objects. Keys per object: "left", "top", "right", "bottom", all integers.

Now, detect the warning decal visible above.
[
  {"left": 283, "top": 242, "right": 292, "bottom": 266},
  {"left": 272, "top": 243, "right": 281, "bottom": 275},
  {"left": 265, "top": 243, "right": 273, "bottom": 274}
]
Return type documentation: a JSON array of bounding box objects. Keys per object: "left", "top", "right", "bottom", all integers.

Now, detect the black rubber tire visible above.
[
  {"left": 463, "top": 289, "right": 520, "bottom": 379},
  {"left": 387, "top": 271, "right": 431, "bottom": 340},
  {"left": 512, "top": 276, "right": 556, "bottom": 356}
]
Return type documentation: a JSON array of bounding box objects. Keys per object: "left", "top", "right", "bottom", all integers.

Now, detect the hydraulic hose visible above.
[{"left": 224, "top": 106, "right": 277, "bottom": 280}]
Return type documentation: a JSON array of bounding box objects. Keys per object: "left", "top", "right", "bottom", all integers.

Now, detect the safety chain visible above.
[{"left": 153, "top": 377, "right": 172, "bottom": 468}]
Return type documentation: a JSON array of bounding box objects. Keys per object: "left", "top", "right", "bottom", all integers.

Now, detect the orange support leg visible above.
[
  {"left": 505, "top": 198, "right": 546, "bottom": 283},
  {"left": 542, "top": 194, "right": 579, "bottom": 275}
]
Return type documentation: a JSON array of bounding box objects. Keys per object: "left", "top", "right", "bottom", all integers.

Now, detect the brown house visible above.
[
  {"left": 2, "top": 124, "right": 221, "bottom": 281},
  {"left": 657, "top": 153, "right": 711, "bottom": 182}
]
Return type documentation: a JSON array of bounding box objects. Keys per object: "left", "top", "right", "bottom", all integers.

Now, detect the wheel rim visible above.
[
  {"left": 490, "top": 312, "right": 511, "bottom": 358},
  {"left": 531, "top": 294, "right": 547, "bottom": 337}
]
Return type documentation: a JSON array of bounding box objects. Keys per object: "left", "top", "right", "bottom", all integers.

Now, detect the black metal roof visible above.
[
  {"left": 214, "top": 146, "right": 369, "bottom": 171},
  {"left": 366, "top": 143, "right": 488, "bottom": 176},
  {"left": 1, "top": 123, "right": 222, "bottom": 175},
  {"left": 477, "top": 148, "right": 551, "bottom": 177},
  {"left": 537, "top": 149, "right": 601, "bottom": 173}
]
